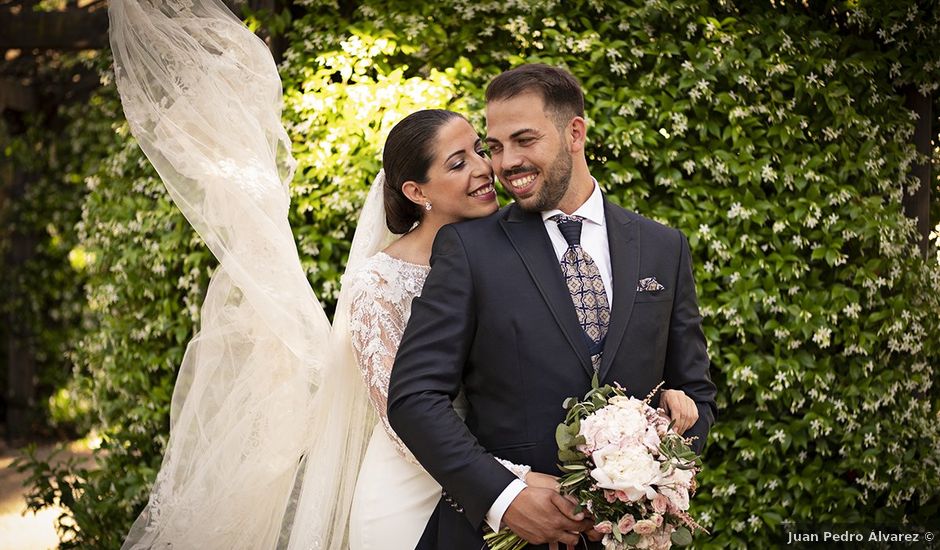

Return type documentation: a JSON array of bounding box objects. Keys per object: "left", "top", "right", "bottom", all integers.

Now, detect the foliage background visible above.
[{"left": 4, "top": 0, "right": 940, "bottom": 548}]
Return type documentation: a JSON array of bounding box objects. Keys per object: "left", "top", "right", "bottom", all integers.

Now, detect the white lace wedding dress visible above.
[
  {"left": 345, "top": 253, "right": 439, "bottom": 550},
  {"left": 345, "top": 252, "right": 530, "bottom": 550}
]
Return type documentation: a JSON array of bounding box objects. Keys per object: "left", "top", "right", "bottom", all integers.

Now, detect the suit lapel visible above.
[
  {"left": 499, "top": 204, "right": 594, "bottom": 376},
  {"left": 599, "top": 201, "right": 639, "bottom": 381}
]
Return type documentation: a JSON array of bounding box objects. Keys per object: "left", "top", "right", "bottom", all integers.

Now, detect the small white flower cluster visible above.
[
  {"left": 727, "top": 201, "right": 756, "bottom": 221},
  {"left": 688, "top": 78, "right": 712, "bottom": 102}
]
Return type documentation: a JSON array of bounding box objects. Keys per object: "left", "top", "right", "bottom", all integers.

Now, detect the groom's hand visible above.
[
  {"left": 661, "top": 389, "right": 699, "bottom": 435},
  {"left": 502, "top": 487, "right": 593, "bottom": 546}
]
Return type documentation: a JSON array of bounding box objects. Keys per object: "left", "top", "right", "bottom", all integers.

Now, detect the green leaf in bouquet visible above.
[
  {"left": 563, "top": 397, "right": 578, "bottom": 410},
  {"left": 559, "top": 471, "right": 587, "bottom": 487},
  {"left": 483, "top": 528, "right": 528, "bottom": 550},
  {"left": 671, "top": 525, "right": 693, "bottom": 546},
  {"left": 558, "top": 448, "right": 584, "bottom": 462},
  {"left": 556, "top": 423, "right": 574, "bottom": 450},
  {"left": 584, "top": 381, "right": 611, "bottom": 401},
  {"left": 624, "top": 532, "right": 641, "bottom": 545},
  {"left": 567, "top": 415, "right": 581, "bottom": 436}
]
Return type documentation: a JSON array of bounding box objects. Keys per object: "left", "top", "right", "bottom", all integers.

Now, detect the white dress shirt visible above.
[{"left": 484, "top": 179, "right": 612, "bottom": 532}]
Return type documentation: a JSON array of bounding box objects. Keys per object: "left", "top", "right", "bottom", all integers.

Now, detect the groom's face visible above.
[{"left": 485, "top": 92, "right": 573, "bottom": 212}]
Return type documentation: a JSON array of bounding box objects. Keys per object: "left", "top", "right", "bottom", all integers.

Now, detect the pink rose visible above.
[
  {"left": 594, "top": 520, "right": 614, "bottom": 534},
  {"left": 617, "top": 514, "right": 636, "bottom": 534},
  {"left": 633, "top": 519, "right": 658, "bottom": 536},
  {"left": 647, "top": 524, "right": 676, "bottom": 550},
  {"left": 651, "top": 513, "right": 663, "bottom": 527},
  {"left": 652, "top": 493, "right": 669, "bottom": 514}
]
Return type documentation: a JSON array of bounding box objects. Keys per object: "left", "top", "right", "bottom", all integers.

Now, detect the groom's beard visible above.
[{"left": 513, "top": 145, "right": 573, "bottom": 213}]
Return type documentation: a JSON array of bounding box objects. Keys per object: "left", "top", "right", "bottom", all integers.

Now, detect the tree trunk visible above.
[
  {"left": 3, "top": 162, "right": 38, "bottom": 443},
  {"left": 903, "top": 89, "right": 932, "bottom": 258}
]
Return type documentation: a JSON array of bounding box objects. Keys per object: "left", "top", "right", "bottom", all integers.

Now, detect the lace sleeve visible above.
[
  {"left": 348, "top": 270, "right": 419, "bottom": 463},
  {"left": 348, "top": 262, "right": 534, "bottom": 476},
  {"left": 495, "top": 458, "right": 531, "bottom": 480}
]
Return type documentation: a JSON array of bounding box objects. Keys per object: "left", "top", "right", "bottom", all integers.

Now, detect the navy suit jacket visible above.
[{"left": 388, "top": 198, "right": 717, "bottom": 549}]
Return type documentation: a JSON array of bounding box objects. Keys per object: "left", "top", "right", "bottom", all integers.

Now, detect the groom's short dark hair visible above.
[{"left": 485, "top": 63, "right": 584, "bottom": 128}]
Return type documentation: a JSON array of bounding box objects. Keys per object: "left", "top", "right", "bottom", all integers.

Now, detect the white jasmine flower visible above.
[{"left": 813, "top": 327, "right": 832, "bottom": 348}]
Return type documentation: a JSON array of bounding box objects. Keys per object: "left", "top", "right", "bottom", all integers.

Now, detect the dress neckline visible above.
[{"left": 375, "top": 251, "right": 430, "bottom": 270}]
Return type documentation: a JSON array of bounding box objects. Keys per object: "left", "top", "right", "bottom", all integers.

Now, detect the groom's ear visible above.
[
  {"left": 567, "top": 116, "right": 587, "bottom": 154},
  {"left": 400, "top": 180, "right": 427, "bottom": 207}
]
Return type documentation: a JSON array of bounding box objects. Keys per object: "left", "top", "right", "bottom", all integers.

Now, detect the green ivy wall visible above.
[{"left": 7, "top": 1, "right": 939, "bottom": 548}]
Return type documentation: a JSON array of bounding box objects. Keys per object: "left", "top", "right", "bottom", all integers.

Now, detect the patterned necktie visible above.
[{"left": 550, "top": 214, "right": 610, "bottom": 371}]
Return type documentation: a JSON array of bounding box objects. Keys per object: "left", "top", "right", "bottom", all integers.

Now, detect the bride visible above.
[
  {"left": 110, "top": 1, "right": 551, "bottom": 549},
  {"left": 111, "top": 1, "right": 699, "bottom": 548},
  {"left": 340, "top": 109, "right": 544, "bottom": 550}
]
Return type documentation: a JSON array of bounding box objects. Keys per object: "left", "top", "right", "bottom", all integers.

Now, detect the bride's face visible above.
[{"left": 420, "top": 118, "right": 499, "bottom": 224}]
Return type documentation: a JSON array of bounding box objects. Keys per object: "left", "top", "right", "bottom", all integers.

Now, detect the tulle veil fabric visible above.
[{"left": 109, "top": 0, "right": 394, "bottom": 547}]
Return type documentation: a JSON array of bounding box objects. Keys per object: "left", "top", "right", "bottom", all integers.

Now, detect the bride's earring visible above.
[{"left": 424, "top": 201, "right": 432, "bottom": 211}]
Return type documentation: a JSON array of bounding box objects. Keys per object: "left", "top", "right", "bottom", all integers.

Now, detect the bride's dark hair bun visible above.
[{"left": 383, "top": 109, "right": 462, "bottom": 234}]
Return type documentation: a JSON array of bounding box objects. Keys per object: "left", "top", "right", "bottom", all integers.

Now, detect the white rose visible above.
[
  {"left": 660, "top": 484, "right": 690, "bottom": 511},
  {"left": 590, "top": 444, "right": 664, "bottom": 501},
  {"left": 660, "top": 465, "right": 694, "bottom": 510},
  {"left": 664, "top": 465, "right": 694, "bottom": 488},
  {"left": 642, "top": 426, "right": 662, "bottom": 452}
]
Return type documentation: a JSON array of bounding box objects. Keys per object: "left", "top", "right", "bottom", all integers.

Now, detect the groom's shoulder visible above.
[
  {"left": 610, "top": 203, "right": 684, "bottom": 246},
  {"left": 449, "top": 204, "right": 513, "bottom": 235}
]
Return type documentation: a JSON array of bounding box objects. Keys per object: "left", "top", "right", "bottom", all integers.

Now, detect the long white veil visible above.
[
  {"left": 109, "top": 0, "right": 393, "bottom": 547},
  {"left": 282, "top": 170, "right": 395, "bottom": 550}
]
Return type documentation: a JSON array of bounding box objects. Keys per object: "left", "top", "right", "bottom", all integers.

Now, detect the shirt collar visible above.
[{"left": 541, "top": 178, "right": 605, "bottom": 226}]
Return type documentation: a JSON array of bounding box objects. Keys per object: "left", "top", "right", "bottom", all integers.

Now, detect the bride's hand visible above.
[
  {"left": 660, "top": 388, "right": 699, "bottom": 435},
  {"left": 524, "top": 471, "right": 560, "bottom": 492}
]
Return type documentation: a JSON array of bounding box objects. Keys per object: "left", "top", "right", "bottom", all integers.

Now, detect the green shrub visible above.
[{"left": 15, "top": 1, "right": 939, "bottom": 548}]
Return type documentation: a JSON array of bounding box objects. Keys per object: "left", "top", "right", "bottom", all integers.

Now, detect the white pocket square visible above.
[{"left": 637, "top": 277, "right": 665, "bottom": 292}]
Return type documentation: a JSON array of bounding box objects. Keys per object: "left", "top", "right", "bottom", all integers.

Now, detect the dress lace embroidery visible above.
[
  {"left": 347, "top": 252, "right": 533, "bottom": 483},
  {"left": 348, "top": 252, "right": 430, "bottom": 464}
]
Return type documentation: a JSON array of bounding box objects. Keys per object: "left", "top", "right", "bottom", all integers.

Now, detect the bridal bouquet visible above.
[{"left": 485, "top": 379, "right": 705, "bottom": 550}]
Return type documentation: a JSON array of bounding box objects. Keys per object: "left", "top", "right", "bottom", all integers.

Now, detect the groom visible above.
[{"left": 388, "top": 63, "right": 717, "bottom": 549}]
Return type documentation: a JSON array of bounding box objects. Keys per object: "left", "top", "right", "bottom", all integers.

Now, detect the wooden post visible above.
[
  {"left": 0, "top": 8, "right": 109, "bottom": 50},
  {"left": 2, "top": 160, "right": 38, "bottom": 443},
  {"left": 903, "top": 89, "right": 932, "bottom": 258}
]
